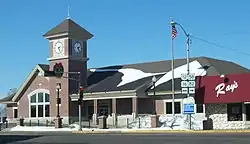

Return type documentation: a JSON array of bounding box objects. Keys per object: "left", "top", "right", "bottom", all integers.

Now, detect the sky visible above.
[{"left": 1, "top": 0, "right": 250, "bottom": 97}]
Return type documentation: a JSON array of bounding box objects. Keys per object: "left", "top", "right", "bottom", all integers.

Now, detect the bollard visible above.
[
  {"left": 5, "top": 121, "right": 8, "bottom": 128},
  {"left": 29, "top": 120, "right": 31, "bottom": 126},
  {"left": 88, "top": 120, "right": 91, "bottom": 128},
  {"left": 38, "top": 120, "right": 39, "bottom": 126},
  {"left": 138, "top": 117, "right": 141, "bottom": 128},
  {"left": 19, "top": 117, "right": 24, "bottom": 126},
  {"left": 126, "top": 118, "right": 129, "bottom": 128},
  {"left": 0, "top": 123, "right": 2, "bottom": 131},
  {"left": 46, "top": 120, "right": 48, "bottom": 127}
]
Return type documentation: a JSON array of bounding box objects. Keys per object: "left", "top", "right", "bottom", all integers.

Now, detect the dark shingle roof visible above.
[
  {"left": 0, "top": 93, "right": 16, "bottom": 102},
  {"left": 43, "top": 18, "right": 93, "bottom": 39},
  {"left": 38, "top": 64, "right": 49, "bottom": 71},
  {"left": 85, "top": 56, "right": 249, "bottom": 93}
]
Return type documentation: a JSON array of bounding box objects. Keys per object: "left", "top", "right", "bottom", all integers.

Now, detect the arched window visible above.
[{"left": 29, "top": 90, "right": 50, "bottom": 118}]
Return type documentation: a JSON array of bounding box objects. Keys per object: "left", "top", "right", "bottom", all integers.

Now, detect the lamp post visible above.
[
  {"left": 78, "top": 86, "right": 84, "bottom": 131},
  {"left": 170, "top": 20, "right": 192, "bottom": 130},
  {"left": 56, "top": 83, "right": 61, "bottom": 118},
  {"left": 152, "top": 76, "right": 157, "bottom": 115}
]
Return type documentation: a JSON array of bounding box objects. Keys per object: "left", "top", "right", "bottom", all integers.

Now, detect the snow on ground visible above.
[
  {"left": 10, "top": 124, "right": 81, "bottom": 132},
  {"left": 10, "top": 126, "right": 78, "bottom": 132}
]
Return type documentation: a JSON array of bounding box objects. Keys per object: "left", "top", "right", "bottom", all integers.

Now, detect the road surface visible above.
[{"left": 1, "top": 132, "right": 250, "bottom": 144}]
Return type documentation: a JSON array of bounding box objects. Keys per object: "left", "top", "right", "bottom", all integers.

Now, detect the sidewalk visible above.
[
  {"left": 6, "top": 125, "right": 250, "bottom": 134},
  {"left": 72, "top": 128, "right": 250, "bottom": 134}
]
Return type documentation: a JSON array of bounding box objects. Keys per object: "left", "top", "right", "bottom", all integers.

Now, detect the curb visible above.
[
  {"left": 72, "top": 129, "right": 250, "bottom": 134},
  {"left": 72, "top": 130, "right": 122, "bottom": 134}
]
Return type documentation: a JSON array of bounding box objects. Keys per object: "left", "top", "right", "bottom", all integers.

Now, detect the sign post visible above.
[
  {"left": 181, "top": 73, "right": 196, "bottom": 95},
  {"left": 181, "top": 73, "right": 196, "bottom": 129}
]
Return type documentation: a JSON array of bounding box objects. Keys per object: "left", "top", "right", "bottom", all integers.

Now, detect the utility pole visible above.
[{"left": 186, "top": 35, "right": 192, "bottom": 130}]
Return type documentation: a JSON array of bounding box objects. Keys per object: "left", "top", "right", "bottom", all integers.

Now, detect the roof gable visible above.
[{"left": 11, "top": 64, "right": 47, "bottom": 102}]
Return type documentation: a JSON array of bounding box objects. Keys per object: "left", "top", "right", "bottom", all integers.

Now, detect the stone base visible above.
[
  {"left": 151, "top": 115, "right": 159, "bottom": 128},
  {"left": 92, "top": 114, "right": 97, "bottom": 125},
  {"left": 55, "top": 117, "right": 63, "bottom": 128},
  {"left": 112, "top": 113, "right": 117, "bottom": 126}
]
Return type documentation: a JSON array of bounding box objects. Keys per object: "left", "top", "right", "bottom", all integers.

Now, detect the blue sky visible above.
[{"left": 1, "top": 0, "right": 250, "bottom": 97}]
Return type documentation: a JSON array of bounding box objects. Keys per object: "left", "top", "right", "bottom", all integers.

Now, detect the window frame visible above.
[
  {"left": 227, "top": 103, "right": 243, "bottom": 121},
  {"left": 163, "top": 99, "right": 183, "bottom": 115},
  {"left": 13, "top": 107, "right": 18, "bottom": 119},
  {"left": 195, "top": 104, "right": 205, "bottom": 113},
  {"left": 28, "top": 89, "right": 50, "bottom": 118}
]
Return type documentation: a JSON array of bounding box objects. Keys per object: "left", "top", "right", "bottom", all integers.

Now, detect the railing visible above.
[{"left": 126, "top": 115, "right": 151, "bottom": 129}]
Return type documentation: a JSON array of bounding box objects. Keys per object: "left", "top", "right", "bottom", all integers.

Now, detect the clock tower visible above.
[{"left": 43, "top": 18, "right": 93, "bottom": 124}]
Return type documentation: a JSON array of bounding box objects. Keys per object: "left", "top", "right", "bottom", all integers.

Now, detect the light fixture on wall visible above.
[
  {"left": 220, "top": 74, "right": 225, "bottom": 78},
  {"left": 220, "top": 74, "right": 229, "bottom": 83}
]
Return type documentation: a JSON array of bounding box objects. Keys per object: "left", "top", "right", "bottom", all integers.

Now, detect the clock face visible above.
[
  {"left": 74, "top": 42, "right": 82, "bottom": 54},
  {"left": 54, "top": 41, "right": 64, "bottom": 54}
]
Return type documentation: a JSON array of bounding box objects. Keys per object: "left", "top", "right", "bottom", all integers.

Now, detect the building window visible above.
[
  {"left": 165, "top": 102, "right": 181, "bottom": 114},
  {"left": 29, "top": 92, "right": 50, "bottom": 118},
  {"left": 227, "top": 103, "right": 242, "bottom": 121},
  {"left": 245, "top": 104, "right": 250, "bottom": 121},
  {"left": 13, "top": 108, "right": 18, "bottom": 118},
  {"left": 30, "top": 105, "right": 36, "bottom": 117},
  {"left": 196, "top": 104, "right": 204, "bottom": 113}
]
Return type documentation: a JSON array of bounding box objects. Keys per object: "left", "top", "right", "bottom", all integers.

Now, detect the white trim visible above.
[
  {"left": 71, "top": 95, "right": 136, "bottom": 101},
  {"left": 47, "top": 56, "right": 69, "bottom": 61},
  {"left": 163, "top": 99, "right": 183, "bottom": 115},
  {"left": 48, "top": 37, "right": 69, "bottom": 42},
  {"left": 148, "top": 91, "right": 182, "bottom": 95},
  {"left": 44, "top": 33, "right": 69, "bottom": 39},
  {"left": 12, "top": 65, "right": 45, "bottom": 101},
  {"left": 79, "top": 90, "right": 136, "bottom": 96},
  {"left": 27, "top": 89, "right": 50, "bottom": 98}
]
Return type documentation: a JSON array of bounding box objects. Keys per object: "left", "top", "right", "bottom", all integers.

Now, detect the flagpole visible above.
[{"left": 170, "top": 17, "right": 175, "bottom": 116}]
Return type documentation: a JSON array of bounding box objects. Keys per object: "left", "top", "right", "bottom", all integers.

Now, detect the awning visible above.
[{"left": 195, "top": 72, "right": 250, "bottom": 104}]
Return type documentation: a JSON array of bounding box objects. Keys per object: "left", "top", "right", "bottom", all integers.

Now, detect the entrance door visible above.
[
  {"left": 99, "top": 105, "right": 109, "bottom": 116},
  {"left": 87, "top": 105, "right": 94, "bottom": 120}
]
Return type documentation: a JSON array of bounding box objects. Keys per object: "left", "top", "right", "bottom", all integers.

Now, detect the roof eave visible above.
[
  {"left": 0, "top": 101, "right": 17, "bottom": 104},
  {"left": 70, "top": 90, "right": 136, "bottom": 99},
  {"left": 43, "top": 32, "right": 69, "bottom": 39}
]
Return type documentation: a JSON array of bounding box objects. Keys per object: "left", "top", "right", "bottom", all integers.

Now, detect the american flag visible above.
[{"left": 172, "top": 25, "right": 177, "bottom": 39}]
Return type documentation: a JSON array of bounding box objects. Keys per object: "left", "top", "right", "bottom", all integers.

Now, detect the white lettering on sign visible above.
[{"left": 215, "top": 81, "right": 238, "bottom": 97}]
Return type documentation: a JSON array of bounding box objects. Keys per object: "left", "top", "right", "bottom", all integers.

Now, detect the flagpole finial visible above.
[
  {"left": 170, "top": 16, "right": 176, "bottom": 26},
  {"left": 67, "top": 6, "right": 70, "bottom": 19}
]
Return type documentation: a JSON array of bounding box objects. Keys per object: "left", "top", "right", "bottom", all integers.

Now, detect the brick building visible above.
[{"left": 0, "top": 18, "right": 249, "bottom": 129}]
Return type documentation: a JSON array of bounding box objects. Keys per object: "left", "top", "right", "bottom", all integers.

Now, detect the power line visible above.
[{"left": 190, "top": 35, "right": 250, "bottom": 57}]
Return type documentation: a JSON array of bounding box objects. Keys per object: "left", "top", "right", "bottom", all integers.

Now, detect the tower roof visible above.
[{"left": 43, "top": 18, "right": 93, "bottom": 40}]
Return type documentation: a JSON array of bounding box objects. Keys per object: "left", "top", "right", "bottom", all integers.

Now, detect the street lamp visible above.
[
  {"left": 152, "top": 76, "right": 157, "bottom": 115},
  {"left": 78, "top": 86, "right": 84, "bottom": 131},
  {"left": 56, "top": 83, "right": 61, "bottom": 118},
  {"left": 171, "top": 20, "right": 192, "bottom": 130}
]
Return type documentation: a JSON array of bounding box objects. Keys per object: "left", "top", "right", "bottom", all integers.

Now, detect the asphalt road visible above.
[{"left": 1, "top": 132, "right": 250, "bottom": 144}]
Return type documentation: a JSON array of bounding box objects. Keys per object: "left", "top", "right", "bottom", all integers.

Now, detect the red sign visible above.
[{"left": 195, "top": 73, "right": 250, "bottom": 104}]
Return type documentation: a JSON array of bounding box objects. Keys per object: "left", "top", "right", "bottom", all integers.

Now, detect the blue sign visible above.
[{"left": 183, "top": 103, "right": 195, "bottom": 114}]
